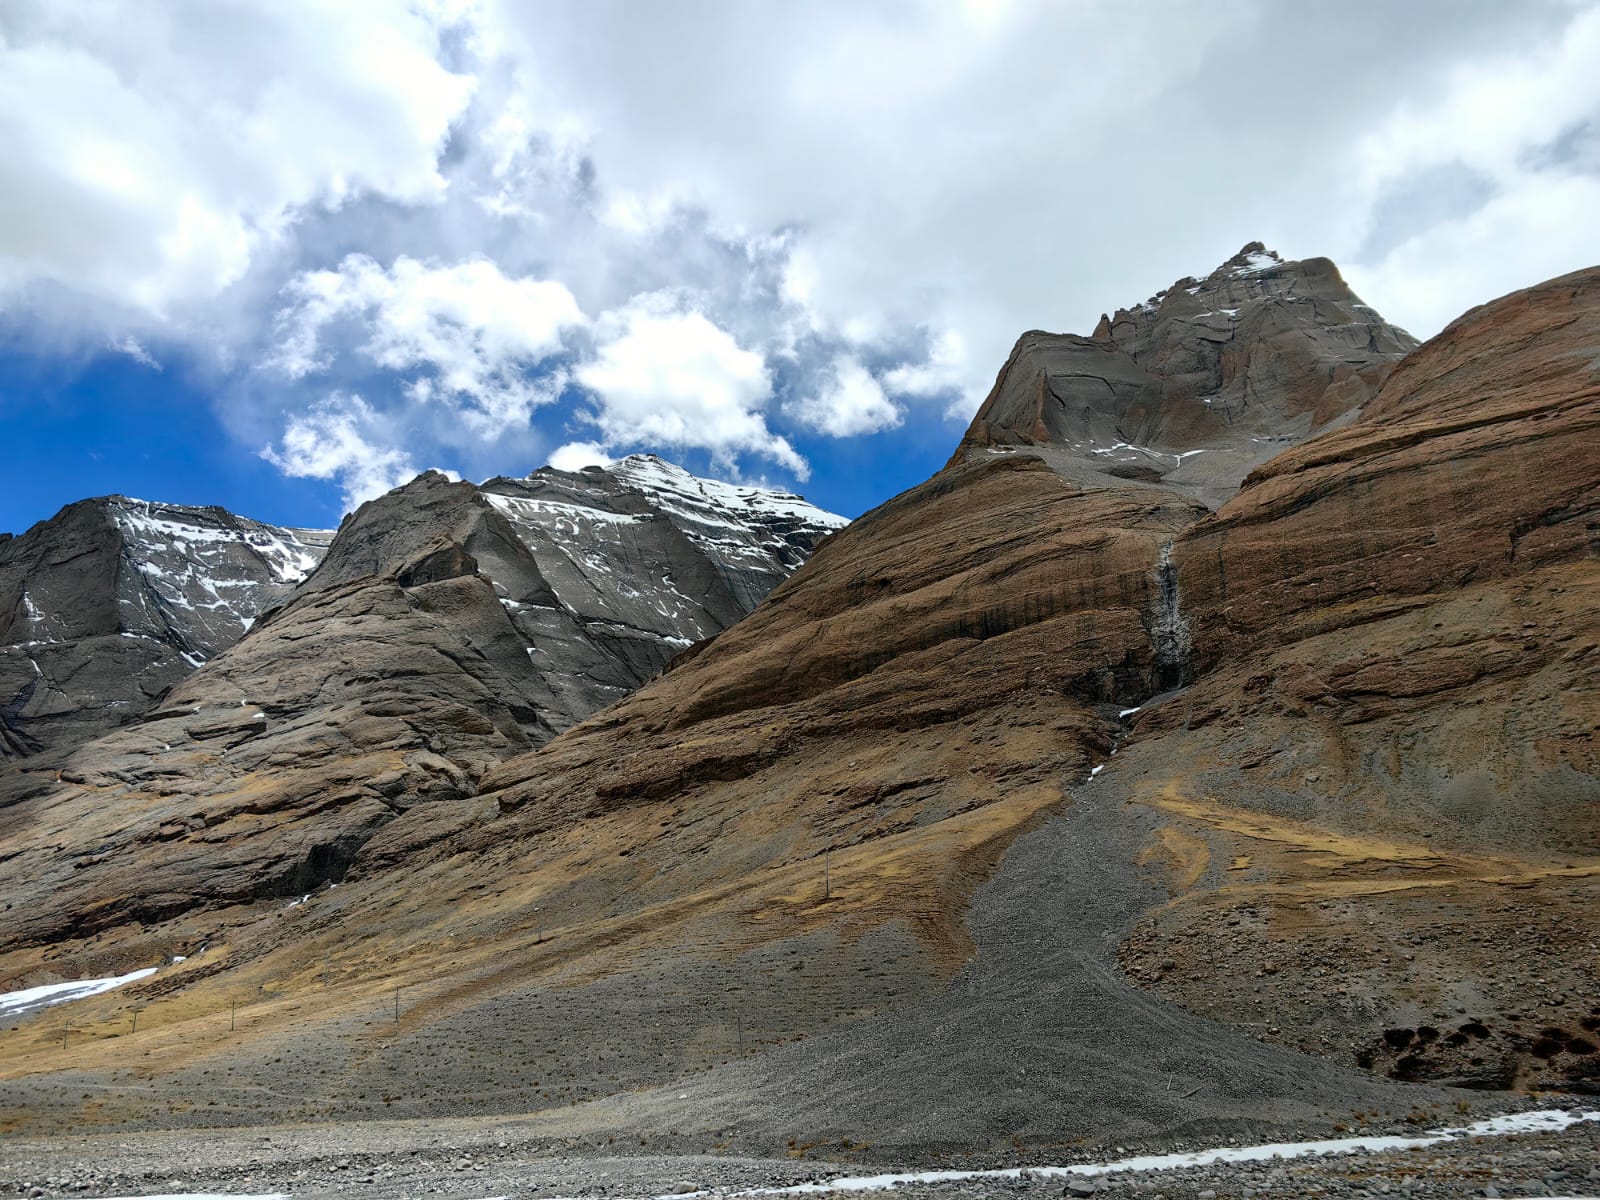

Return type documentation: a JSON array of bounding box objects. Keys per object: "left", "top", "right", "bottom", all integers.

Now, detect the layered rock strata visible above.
[
  {"left": 1113, "top": 266, "right": 1600, "bottom": 1089},
  {"left": 0, "top": 458, "right": 843, "bottom": 947}
]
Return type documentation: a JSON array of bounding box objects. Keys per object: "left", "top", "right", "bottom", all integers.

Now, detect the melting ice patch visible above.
[{"left": 0, "top": 967, "right": 158, "bottom": 1018}]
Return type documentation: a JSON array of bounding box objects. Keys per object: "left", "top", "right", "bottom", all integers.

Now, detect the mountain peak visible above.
[
  {"left": 1215, "top": 241, "right": 1283, "bottom": 275},
  {"left": 952, "top": 247, "right": 1418, "bottom": 505}
]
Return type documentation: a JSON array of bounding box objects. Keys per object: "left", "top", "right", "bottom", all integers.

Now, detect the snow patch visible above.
[
  {"left": 0, "top": 967, "right": 159, "bottom": 1018},
  {"left": 704, "top": 1109, "right": 1600, "bottom": 1196}
]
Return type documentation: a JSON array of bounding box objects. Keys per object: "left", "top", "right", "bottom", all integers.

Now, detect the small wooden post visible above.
[
  {"left": 230, "top": 1000, "right": 237, "bottom": 1032},
  {"left": 737, "top": 1013, "right": 744, "bottom": 1052},
  {"left": 62, "top": 1021, "right": 69, "bottom": 1050},
  {"left": 131, "top": 1006, "right": 142, "bottom": 1035},
  {"left": 393, "top": 985, "right": 401, "bottom": 1023}
]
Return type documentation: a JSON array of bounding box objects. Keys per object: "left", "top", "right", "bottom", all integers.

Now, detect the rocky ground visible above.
[{"left": 0, "top": 1101, "right": 1596, "bottom": 1199}]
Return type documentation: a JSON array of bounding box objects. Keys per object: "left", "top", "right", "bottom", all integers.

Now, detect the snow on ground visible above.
[
  {"left": 0, "top": 967, "right": 158, "bottom": 1018},
  {"left": 611, "top": 455, "right": 850, "bottom": 531},
  {"left": 108, "top": 499, "right": 332, "bottom": 637},
  {"left": 697, "top": 1109, "right": 1600, "bottom": 1196}
]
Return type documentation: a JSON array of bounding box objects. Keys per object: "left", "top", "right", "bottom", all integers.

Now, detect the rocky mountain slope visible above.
[
  {"left": 0, "top": 255, "right": 1593, "bottom": 1157},
  {"left": 952, "top": 243, "right": 1418, "bottom": 507},
  {"left": 0, "top": 498, "right": 332, "bottom": 760},
  {"left": 0, "top": 456, "right": 843, "bottom": 947}
]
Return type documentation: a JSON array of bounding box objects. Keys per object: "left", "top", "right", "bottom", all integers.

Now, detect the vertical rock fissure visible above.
[{"left": 1150, "top": 540, "right": 1191, "bottom": 690}]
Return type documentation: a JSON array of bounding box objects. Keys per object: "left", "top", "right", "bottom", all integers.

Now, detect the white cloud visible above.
[
  {"left": 573, "top": 293, "right": 807, "bottom": 477},
  {"left": 261, "top": 393, "right": 417, "bottom": 510},
  {"left": 785, "top": 357, "right": 902, "bottom": 438},
  {"left": 272, "top": 255, "right": 585, "bottom": 435},
  {"left": 1341, "top": 4, "right": 1600, "bottom": 337},
  {"left": 6, "top": 0, "right": 1600, "bottom": 514},
  {"left": 474, "top": 0, "right": 1600, "bottom": 408},
  {"left": 1347, "top": 173, "right": 1600, "bottom": 340},
  {"left": 1353, "top": 6, "right": 1600, "bottom": 188},
  {"left": 547, "top": 441, "right": 612, "bottom": 472},
  {"left": 108, "top": 336, "right": 161, "bottom": 370},
  {"left": 883, "top": 330, "right": 973, "bottom": 405},
  {"left": 0, "top": 0, "right": 474, "bottom": 317}
]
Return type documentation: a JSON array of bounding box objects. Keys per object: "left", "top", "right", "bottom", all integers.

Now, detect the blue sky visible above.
[
  {"left": 0, "top": 337, "right": 953, "bottom": 534},
  {"left": 4, "top": 1, "right": 1600, "bottom": 537}
]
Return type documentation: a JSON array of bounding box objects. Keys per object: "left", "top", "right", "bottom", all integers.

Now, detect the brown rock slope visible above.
[
  {"left": 1, "top": 265, "right": 1594, "bottom": 1151},
  {"left": 1122, "top": 265, "right": 1600, "bottom": 1091},
  {"left": 0, "top": 461, "right": 841, "bottom": 956},
  {"left": 0, "top": 460, "right": 1428, "bottom": 1148}
]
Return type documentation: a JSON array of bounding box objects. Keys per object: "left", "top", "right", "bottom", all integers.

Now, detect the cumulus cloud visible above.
[
  {"left": 271, "top": 254, "right": 586, "bottom": 435},
  {"left": 572, "top": 294, "right": 806, "bottom": 477},
  {"left": 261, "top": 393, "right": 416, "bottom": 510},
  {"left": 0, "top": 0, "right": 473, "bottom": 317},
  {"left": 546, "top": 441, "right": 612, "bottom": 472},
  {"left": 785, "top": 357, "right": 902, "bottom": 438},
  {"left": 477, "top": 0, "right": 1600, "bottom": 402},
  {"left": 882, "top": 330, "right": 976, "bottom": 418}
]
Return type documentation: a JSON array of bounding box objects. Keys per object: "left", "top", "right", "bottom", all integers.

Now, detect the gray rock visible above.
[
  {"left": 951, "top": 242, "right": 1418, "bottom": 509},
  {"left": 0, "top": 496, "right": 331, "bottom": 761},
  {"left": 0, "top": 457, "right": 843, "bottom": 948}
]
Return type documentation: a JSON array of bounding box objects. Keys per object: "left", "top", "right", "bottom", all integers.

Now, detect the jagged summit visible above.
[
  {"left": 1213, "top": 239, "right": 1283, "bottom": 276},
  {"left": 955, "top": 243, "right": 1417, "bottom": 507}
]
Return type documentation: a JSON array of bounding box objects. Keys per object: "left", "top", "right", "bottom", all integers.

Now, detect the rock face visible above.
[
  {"left": 952, "top": 243, "right": 1418, "bottom": 507},
  {"left": 1116, "top": 266, "right": 1600, "bottom": 1089},
  {"left": 0, "top": 261, "right": 1594, "bottom": 1151},
  {"left": 0, "top": 498, "right": 332, "bottom": 760},
  {"left": 0, "top": 457, "right": 843, "bottom": 947},
  {"left": 477, "top": 454, "right": 849, "bottom": 725}
]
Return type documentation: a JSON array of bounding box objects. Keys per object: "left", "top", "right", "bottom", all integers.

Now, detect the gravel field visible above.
[{"left": 1, "top": 1102, "right": 1597, "bottom": 1200}]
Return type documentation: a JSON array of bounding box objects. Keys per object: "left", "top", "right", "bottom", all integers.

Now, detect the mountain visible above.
[
  {"left": 952, "top": 243, "right": 1418, "bottom": 507},
  {"left": 0, "top": 498, "right": 332, "bottom": 760},
  {"left": 0, "top": 456, "right": 843, "bottom": 947},
  {"left": 0, "top": 254, "right": 1594, "bottom": 1154}
]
